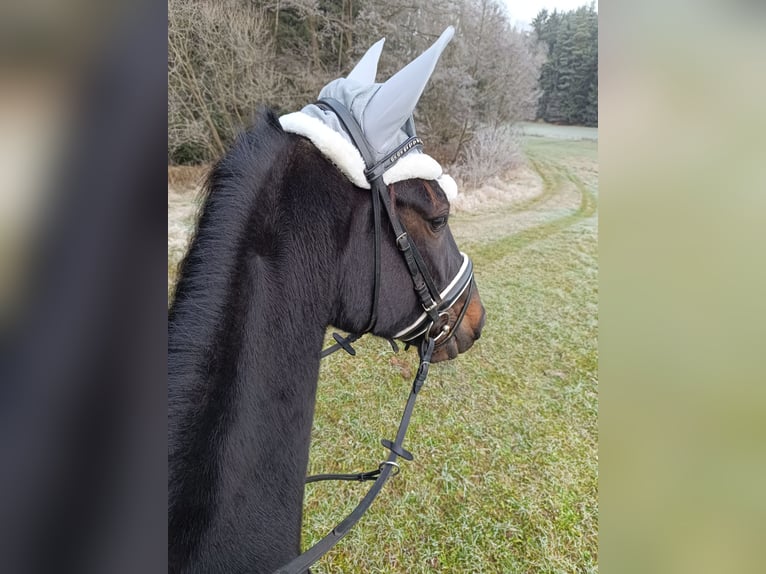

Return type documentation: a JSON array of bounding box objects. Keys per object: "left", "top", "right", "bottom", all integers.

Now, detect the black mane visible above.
[{"left": 169, "top": 110, "right": 356, "bottom": 573}]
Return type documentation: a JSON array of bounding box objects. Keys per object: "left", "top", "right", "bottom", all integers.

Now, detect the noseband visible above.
[
  {"left": 273, "top": 100, "right": 475, "bottom": 574},
  {"left": 394, "top": 252, "right": 474, "bottom": 344}
]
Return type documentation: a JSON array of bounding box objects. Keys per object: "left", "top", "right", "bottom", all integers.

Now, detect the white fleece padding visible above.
[
  {"left": 279, "top": 112, "right": 370, "bottom": 189},
  {"left": 279, "top": 111, "right": 459, "bottom": 201},
  {"left": 384, "top": 158, "right": 459, "bottom": 202},
  {"left": 437, "top": 173, "right": 458, "bottom": 201},
  {"left": 382, "top": 153, "right": 442, "bottom": 185}
]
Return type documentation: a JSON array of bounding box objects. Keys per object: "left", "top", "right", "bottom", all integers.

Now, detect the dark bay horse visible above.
[{"left": 169, "top": 27, "right": 484, "bottom": 574}]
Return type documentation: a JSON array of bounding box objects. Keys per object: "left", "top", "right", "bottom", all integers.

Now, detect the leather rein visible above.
[{"left": 272, "top": 99, "right": 474, "bottom": 574}]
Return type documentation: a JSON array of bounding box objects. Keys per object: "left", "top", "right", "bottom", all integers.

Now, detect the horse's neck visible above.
[{"left": 169, "top": 201, "right": 330, "bottom": 573}]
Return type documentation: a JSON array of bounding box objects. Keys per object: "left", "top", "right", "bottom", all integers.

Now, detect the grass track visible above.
[{"left": 166, "top": 132, "right": 598, "bottom": 573}]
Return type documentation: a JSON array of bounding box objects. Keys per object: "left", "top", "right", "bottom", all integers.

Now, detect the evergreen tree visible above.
[{"left": 533, "top": 3, "right": 597, "bottom": 126}]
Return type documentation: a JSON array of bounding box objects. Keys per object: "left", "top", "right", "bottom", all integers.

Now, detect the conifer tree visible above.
[{"left": 533, "top": 3, "right": 597, "bottom": 126}]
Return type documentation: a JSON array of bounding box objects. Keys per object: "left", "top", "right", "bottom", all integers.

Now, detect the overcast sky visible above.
[{"left": 503, "top": 0, "right": 598, "bottom": 29}]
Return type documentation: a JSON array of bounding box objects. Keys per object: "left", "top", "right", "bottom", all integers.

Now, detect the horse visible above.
[{"left": 168, "top": 27, "right": 485, "bottom": 573}]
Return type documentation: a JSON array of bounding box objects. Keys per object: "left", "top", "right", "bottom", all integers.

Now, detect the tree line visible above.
[
  {"left": 169, "top": 0, "right": 597, "bottom": 173},
  {"left": 533, "top": 3, "right": 598, "bottom": 126}
]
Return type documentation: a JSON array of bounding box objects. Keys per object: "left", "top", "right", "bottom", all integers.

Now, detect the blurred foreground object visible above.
[
  {"left": 0, "top": 1, "right": 166, "bottom": 573},
  {"left": 601, "top": 1, "right": 766, "bottom": 573}
]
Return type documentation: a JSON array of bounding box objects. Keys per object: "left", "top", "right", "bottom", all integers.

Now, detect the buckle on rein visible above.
[{"left": 395, "top": 231, "right": 411, "bottom": 252}]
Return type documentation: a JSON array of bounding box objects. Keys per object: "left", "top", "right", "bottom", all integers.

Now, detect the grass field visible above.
[{"left": 167, "top": 129, "right": 598, "bottom": 572}]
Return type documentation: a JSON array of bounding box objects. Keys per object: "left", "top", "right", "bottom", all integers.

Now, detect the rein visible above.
[{"left": 272, "top": 99, "right": 473, "bottom": 574}]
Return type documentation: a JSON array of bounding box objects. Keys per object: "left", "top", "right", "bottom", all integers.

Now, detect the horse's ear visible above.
[
  {"left": 362, "top": 26, "right": 454, "bottom": 152},
  {"left": 347, "top": 38, "right": 385, "bottom": 84}
]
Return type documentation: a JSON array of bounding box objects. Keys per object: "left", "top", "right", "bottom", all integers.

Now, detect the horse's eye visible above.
[{"left": 429, "top": 216, "right": 448, "bottom": 231}]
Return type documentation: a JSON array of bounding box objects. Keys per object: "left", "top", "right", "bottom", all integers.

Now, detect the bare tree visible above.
[
  {"left": 351, "top": 0, "right": 541, "bottom": 172},
  {"left": 168, "top": 0, "right": 542, "bottom": 183},
  {"left": 168, "top": 0, "right": 279, "bottom": 163}
]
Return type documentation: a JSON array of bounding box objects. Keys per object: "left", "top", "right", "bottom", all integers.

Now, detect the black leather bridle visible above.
[
  {"left": 272, "top": 99, "right": 475, "bottom": 574},
  {"left": 316, "top": 97, "right": 475, "bottom": 354}
]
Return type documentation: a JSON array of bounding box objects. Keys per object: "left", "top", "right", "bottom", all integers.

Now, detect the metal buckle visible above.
[
  {"left": 378, "top": 461, "right": 401, "bottom": 476},
  {"left": 432, "top": 311, "right": 452, "bottom": 344}
]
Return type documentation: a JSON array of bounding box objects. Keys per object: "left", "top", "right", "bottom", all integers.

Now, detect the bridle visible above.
[
  {"left": 393, "top": 252, "right": 475, "bottom": 344},
  {"left": 272, "top": 99, "right": 475, "bottom": 574},
  {"left": 316, "top": 97, "right": 475, "bottom": 354}
]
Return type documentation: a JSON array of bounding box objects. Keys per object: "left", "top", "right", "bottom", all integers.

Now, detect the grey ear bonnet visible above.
[
  {"left": 279, "top": 27, "right": 458, "bottom": 200},
  {"left": 304, "top": 27, "right": 453, "bottom": 158}
]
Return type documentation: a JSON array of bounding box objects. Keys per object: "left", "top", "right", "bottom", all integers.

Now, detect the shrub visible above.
[{"left": 451, "top": 124, "right": 524, "bottom": 189}]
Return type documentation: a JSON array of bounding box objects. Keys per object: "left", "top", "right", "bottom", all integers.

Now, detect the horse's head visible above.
[
  {"left": 281, "top": 26, "right": 484, "bottom": 362},
  {"left": 320, "top": 172, "right": 485, "bottom": 363},
  {"left": 359, "top": 177, "right": 485, "bottom": 363}
]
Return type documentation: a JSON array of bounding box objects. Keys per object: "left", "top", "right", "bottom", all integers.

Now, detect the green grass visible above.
[{"left": 167, "top": 134, "right": 598, "bottom": 572}]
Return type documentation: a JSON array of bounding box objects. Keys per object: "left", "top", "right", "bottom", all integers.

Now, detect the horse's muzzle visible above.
[{"left": 430, "top": 281, "right": 485, "bottom": 363}]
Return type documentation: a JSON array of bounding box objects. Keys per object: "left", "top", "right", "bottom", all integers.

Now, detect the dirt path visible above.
[{"left": 450, "top": 138, "right": 598, "bottom": 259}]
